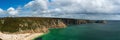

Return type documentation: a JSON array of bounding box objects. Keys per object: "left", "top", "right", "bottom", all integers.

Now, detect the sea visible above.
[{"left": 34, "top": 20, "right": 120, "bottom": 40}]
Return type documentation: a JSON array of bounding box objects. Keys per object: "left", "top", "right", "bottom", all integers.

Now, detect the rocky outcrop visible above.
[
  {"left": 0, "top": 38, "right": 2, "bottom": 40},
  {"left": 0, "top": 17, "right": 106, "bottom": 33}
]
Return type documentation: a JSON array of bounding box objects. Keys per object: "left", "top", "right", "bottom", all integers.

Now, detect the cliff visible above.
[{"left": 0, "top": 17, "right": 106, "bottom": 34}]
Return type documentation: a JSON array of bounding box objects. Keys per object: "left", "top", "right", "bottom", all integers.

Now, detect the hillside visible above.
[{"left": 0, "top": 17, "right": 106, "bottom": 34}]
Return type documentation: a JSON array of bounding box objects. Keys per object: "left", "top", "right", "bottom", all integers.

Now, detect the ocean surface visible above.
[{"left": 35, "top": 20, "right": 120, "bottom": 40}]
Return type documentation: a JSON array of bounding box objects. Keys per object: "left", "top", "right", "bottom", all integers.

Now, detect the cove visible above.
[{"left": 34, "top": 21, "right": 120, "bottom": 40}]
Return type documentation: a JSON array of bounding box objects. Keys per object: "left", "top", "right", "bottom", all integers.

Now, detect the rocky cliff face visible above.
[{"left": 0, "top": 17, "right": 106, "bottom": 34}]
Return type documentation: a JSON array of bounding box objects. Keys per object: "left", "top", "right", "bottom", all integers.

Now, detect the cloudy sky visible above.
[{"left": 0, "top": 0, "right": 120, "bottom": 20}]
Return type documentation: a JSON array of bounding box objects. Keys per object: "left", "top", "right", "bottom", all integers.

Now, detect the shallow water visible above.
[{"left": 35, "top": 21, "right": 120, "bottom": 40}]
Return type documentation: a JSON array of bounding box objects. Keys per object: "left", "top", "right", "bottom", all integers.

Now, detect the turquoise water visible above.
[{"left": 35, "top": 21, "right": 120, "bottom": 40}]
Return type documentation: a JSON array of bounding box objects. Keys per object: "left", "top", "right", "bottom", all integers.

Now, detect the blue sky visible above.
[
  {"left": 0, "top": 0, "right": 32, "bottom": 10},
  {"left": 0, "top": 0, "right": 120, "bottom": 20},
  {"left": 48, "top": 0, "right": 52, "bottom": 2},
  {"left": 0, "top": 0, "right": 53, "bottom": 10}
]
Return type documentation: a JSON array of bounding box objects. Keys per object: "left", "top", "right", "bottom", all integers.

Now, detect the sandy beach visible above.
[{"left": 0, "top": 32, "right": 44, "bottom": 40}]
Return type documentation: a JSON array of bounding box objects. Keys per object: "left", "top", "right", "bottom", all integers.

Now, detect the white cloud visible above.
[
  {"left": 0, "top": 8, "right": 4, "bottom": 13},
  {"left": 19, "top": 0, "right": 120, "bottom": 20},
  {"left": 0, "top": 0, "right": 120, "bottom": 20},
  {"left": 7, "top": 7, "right": 18, "bottom": 16},
  {"left": 24, "top": 0, "right": 48, "bottom": 12},
  {"left": 50, "top": 0, "right": 117, "bottom": 14},
  {"left": 43, "top": 0, "right": 120, "bottom": 20},
  {"left": 0, "top": 8, "right": 7, "bottom": 17}
]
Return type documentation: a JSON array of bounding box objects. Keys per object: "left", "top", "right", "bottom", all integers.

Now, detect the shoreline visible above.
[
  {"left": 25, "top": 33, "right": 44, "bottom": 40},
  {"left": 0, "top": 32, "right": 44, "bottom": 40}
]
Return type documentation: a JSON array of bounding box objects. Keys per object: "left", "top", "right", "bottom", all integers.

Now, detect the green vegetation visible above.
[
  {"left": 0, "top": 17, "right": 105, "bottom": 33},
  {"left": 0, "top": 17, "right": 66, "bottom": 33}
]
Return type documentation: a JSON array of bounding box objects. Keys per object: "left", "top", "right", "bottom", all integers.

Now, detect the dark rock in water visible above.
[
  {"left": 95, "top": 20, "right": 107, "bottom": 24},
  {"left": 0, "top": 38, "right": 2, "bottom": 40},
  {"left": 34, "top": 37, "right": 42, "bottom": 40}
]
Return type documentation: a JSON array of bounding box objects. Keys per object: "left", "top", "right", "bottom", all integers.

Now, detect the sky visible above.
[
  {"left": 0, "top": 0, "right": 120, "bottom": 20},
  {"left": 0, "top": 0, "right": 31, "bottom": 10}
]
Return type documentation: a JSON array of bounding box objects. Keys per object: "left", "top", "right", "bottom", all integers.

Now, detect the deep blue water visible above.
[{"left": 35, "top": 21, "right": 120, "bottom": 40}]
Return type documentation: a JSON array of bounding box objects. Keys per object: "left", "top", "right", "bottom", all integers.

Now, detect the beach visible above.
[{"left": 0, "top": 32, "right": 44, "bottom": 40}]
